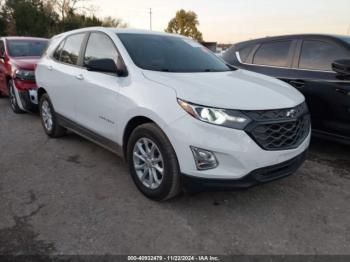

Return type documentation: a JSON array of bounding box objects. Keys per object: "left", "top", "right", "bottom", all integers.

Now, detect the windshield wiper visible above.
[{"left": 204, "top": 67, "right": 235, "bottom": 72}]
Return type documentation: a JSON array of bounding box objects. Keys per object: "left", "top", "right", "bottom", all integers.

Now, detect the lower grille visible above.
[
  {"left": 251, "top": 150, "right": 307, "bottom": 182},
  {"left": 244, "top": 103, "right": 310, "bottom": 151},
  {"left": 249, "top": 116, "right": 310, "bottom": 150}
]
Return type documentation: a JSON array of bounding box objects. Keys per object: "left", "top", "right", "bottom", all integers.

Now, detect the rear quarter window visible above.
[
  {"left": 58, "top": 33, "right": 85, "bottom": 65},
  {"left": 238, "top": 45, "right": 254, "bottom": 63},
  {"left": 53, "top": 39, "right": 66, "bottom": 61}
]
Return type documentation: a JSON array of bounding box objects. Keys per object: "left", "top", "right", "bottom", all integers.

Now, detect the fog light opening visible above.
[{"left": 191, "top": 146, "right": 218, "bottom": 170}]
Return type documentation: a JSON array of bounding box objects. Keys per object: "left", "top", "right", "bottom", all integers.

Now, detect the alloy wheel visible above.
[
  {"left": 9, "top": 84, "right": 17, "bottom": 110},
  {"left": 41, "top": 100, "right": 53, "bottom": 131},
  {"left": 133, "top": 138, "right": 164, "bottom": 189}
]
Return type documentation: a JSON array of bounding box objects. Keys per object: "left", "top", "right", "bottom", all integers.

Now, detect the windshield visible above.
[
  {"left": 117, "top": 33, "right": 232, "bottom": 73},
  {"left": 7, "top": 40, "right": 48, "bottom": 57}
]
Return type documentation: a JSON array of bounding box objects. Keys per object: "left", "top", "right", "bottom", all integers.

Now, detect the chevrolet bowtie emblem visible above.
[{"left": 286, "top": 109, "right": 296, "bottom": 118}]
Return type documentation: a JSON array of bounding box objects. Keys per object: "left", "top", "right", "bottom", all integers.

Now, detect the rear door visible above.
[
  {"left": 232, "top": 40, "right": 297, "bottom": 84},
  {"left": 291, "top": 39, "right": 350, "bottom": 137},
  {"left": 46, "top": 33, "right": 87, "bottom": 121}
]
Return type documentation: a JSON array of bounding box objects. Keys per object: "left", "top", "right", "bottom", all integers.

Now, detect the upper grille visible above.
[
  {"left": 244, "top": 102, "right": 310, "bottom": 151},
  {"left": 243, "top": 102, "right": 308, "bottom": 121}
]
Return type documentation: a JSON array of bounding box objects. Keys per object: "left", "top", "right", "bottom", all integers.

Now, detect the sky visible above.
[{"left": 90, "top": 0, "right": 350, "bottom": 43}]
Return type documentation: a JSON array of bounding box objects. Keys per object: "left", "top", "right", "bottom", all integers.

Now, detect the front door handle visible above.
[
  {"left": 76, "top": 74, "right": 84, "bottom": 80},
  {"left": 289, "top": 80, "right": 305, "bottom": 89}
]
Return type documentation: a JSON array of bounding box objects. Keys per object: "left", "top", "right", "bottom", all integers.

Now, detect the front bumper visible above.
[
  {"left": 167, "top": 114, "right": 310, "bottom": 180},
  {"left": 183, "top": 150, "right": 307, "bottom": 192},
  {"left": 13, "top": 79, "right": 38, "bottom": 112}
]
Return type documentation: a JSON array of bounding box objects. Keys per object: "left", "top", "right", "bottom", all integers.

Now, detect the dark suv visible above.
[{"left": 222, "top": 34, "right": 350, "bottom": 144}]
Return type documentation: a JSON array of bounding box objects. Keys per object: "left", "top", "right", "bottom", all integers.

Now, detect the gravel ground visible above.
[{"left": 0, "top": 97, "right": 349, "bottom": 255}]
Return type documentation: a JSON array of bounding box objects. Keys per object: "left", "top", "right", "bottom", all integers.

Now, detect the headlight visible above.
[
  {"left": 178, "top": 99, "right": 251, "bottom": 129},
  {"left": 15, "top": 69, "right": 35, "bottom": 81}
]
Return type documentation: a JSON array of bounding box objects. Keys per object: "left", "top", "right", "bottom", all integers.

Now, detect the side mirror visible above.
[
  {"left": 332, "top": 59, "right": 350, "bottom": 76},
  {"left": 86, "top": 58, "right": 128, "bottom": 76},
  {"left": 86, "top": 58, "right": 118, "bottom": 73}
]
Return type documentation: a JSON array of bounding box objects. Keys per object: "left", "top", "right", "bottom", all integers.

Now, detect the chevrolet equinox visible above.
[{"left": 35, "top": 27, "right": 311, "bottom": 200}]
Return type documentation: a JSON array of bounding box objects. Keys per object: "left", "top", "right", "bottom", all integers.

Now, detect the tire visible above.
[
  {"left": 39, "top": 93, "right": 66, "bottom": 138},
  {"left": 127, "top": 123, "right": 181, "bottom": 201},
  {"left": 8, "top": 80, "right": 25, "bottom": 114}
]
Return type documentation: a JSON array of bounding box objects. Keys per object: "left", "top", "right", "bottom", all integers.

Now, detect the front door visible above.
[{"left": 76, "top": 32, "right": 127, "bottom": 142}]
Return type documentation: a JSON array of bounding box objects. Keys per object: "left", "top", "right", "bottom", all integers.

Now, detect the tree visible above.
[
  {"left": 50, "top": 0, "right": 88, "bottom": 23},
  {"left": 0, "top": 0, "right": 12, "bottom": 35},
  {"left": 102, "top": 16, "right": 127, "bottom": 28},
  {"left": 165, "top": 9, "right": 203, "bottom": 41},
  {"left": 60, "top": 9, "right": 101, "bottom": 31},
  {"left": 0, "top": 14, "right": 6, "bottom": 35},
  {"left": 0, "top": 0, "right": 127, "bottom": 37},
  {"left": 4, "top": 0, "right": 56, "bottom": 37}
]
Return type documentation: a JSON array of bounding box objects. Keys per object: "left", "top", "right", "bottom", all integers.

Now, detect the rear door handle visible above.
[
  {"left": 76, "top": 74, "right": 84, "bottom": 80},
  {"left": 47, "top": 65, "right": 53, "bottom": 71},
  {"left": 289, "top": 80, "right": 305, "bottom": 89},
  {"left": 335, "top": 87, "right": 350, "bottom": 95}
]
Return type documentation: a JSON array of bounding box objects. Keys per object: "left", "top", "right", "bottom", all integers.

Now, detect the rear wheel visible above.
[
  {"left": 39, "top": 93, "right": 66, "bottom": 138},
  {"left": 9, "top": 81, "right": 25, "bottom": 114},
  {"left": 127, "top": 123, "right": 181, "bottom": 201}
]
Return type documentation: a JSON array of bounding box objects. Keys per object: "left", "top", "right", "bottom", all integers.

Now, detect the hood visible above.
[
  {"left": 10, "top": 57, "right": 40, "bottom": 70},
  {"left": 142, "top": 69, "right": 304, "bottom": 110}
]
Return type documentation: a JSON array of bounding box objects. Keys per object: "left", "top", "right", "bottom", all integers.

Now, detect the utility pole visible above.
[{"left": 149, "top": 8, "right": 152, "bottom": 30}]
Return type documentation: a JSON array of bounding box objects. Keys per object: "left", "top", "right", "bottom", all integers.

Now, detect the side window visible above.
[
  {"left": 238, "top": 45, "right": 254, "bottom": 63},
  {"left": 53, "top": 39, "right": 65, "bottom": 61},
  {"left": 299, "top": 40, "right": 345, "bottom": 71},
  {"left": 84, "top": 32, "right": 119, "bottom": 66},
  {"left": 253, "top": 41, "right": 292, "bottom": 67},
  {"left": 59, "top": 33, "right": 85, "bottom": 65}
]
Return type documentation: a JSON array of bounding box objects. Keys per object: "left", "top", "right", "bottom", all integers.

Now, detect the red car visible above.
[{"left": 0, "top": 37, "right": 48, "bottom": 113}]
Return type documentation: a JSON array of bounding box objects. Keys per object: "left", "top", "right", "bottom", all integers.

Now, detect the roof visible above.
[
  {"left": 234, "top": 33, "right": 350, "bottom": 46},
  {"left": 112, "top": 28, "right": 176, "bottom": 35},
  {"left": 53, "top": 27, "right": 185, "bottom": 39},
  {"left": 2, "top": 36, "right": 48, "bottom": 41}
]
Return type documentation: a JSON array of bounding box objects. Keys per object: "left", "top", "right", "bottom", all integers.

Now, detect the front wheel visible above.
[
  {"left": 39, "top": 93, "right": 66, "bottom": 138},
  {"left": 9, "top": 81, "right": 25, "bottom": 114},
  {"left": 127, "top": 123, "right": 181, "bottom": 201}
]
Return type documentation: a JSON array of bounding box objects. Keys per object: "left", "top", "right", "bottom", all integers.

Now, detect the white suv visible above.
[{"left": 35, "top": 27, "right": 310, "bottom": 200}]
